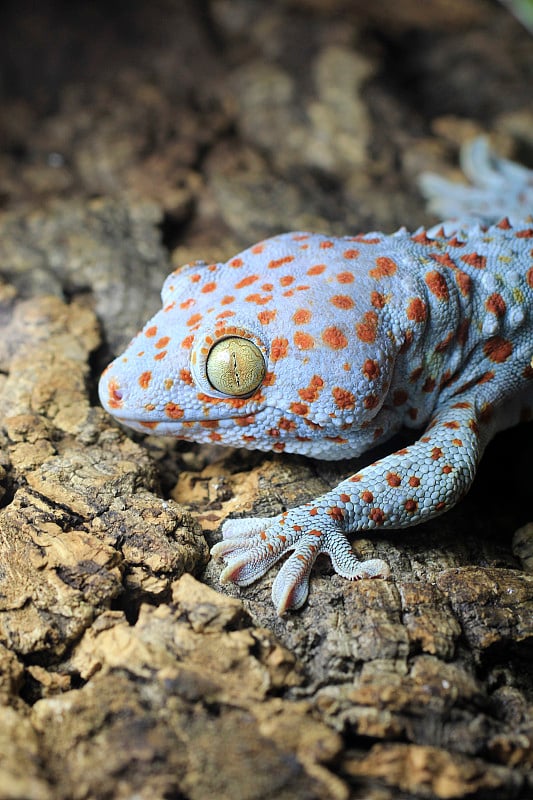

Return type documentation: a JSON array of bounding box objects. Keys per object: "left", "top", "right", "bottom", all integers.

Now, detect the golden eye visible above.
[{"left": 206, "top": 337, "right": 265, "bottom": 396}]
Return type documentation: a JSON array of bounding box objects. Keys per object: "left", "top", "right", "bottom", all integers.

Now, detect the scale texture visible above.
[{"left": 100, "top": 139, "right": 533, "bottom": 613}]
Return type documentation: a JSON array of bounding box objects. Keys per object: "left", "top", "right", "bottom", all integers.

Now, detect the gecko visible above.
[{"left": 99, "top": 138, "right": 533, "bottom": 614}]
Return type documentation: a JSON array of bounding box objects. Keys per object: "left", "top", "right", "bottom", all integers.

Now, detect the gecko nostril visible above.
[{"left": 107, "top": 378, "right": 124, "bottom": 409}]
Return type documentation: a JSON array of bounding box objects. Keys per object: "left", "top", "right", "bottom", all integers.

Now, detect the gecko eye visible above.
[{"left": 206, "top": 337, "right": 266, "bottom": 396}]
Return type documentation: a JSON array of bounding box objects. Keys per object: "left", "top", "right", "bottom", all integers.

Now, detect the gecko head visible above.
[{"left": 99, "top": 232, "right": 399, "bottom": 457}]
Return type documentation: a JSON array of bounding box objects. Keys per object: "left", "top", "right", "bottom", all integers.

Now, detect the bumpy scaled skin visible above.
[{"left": 100, "top": 139, "right": 533, "bottom": 614}]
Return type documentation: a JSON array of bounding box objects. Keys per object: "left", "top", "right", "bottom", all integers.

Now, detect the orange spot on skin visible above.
[
  {"left": 387, "top": 472, "right": 401, "bottom": 487},
  {"left": 443, "top": 420, "right": 460, "bottom": 429},
  {"left": 181, "top": 335, "right": 194, "bottom": 350},
  {"left": 371, "top": 291, "right": 387, "bottom": 309},
  {"left": 461, "top": 253, "right": 486, "bottom": 269},
  {"left": 145, "top": 326, "right": 157, "bottom": 338},
  {"left": 336, "top": 271, "right": 354, "bottom": 284},
  {"left": 331, "top": 295, "right": 355, "bottom": 310},
  {"left": 363, "top": 394, "right": 379, "bottom": 409},
  {"left": 485, "top": 293, "right": 506, "bottom": 316},
  {"left": 180, "top": 298, "right": 194, "bottom": 310},
  {"left": 201, "top": 282, "right": 217, "bottom": 293},
  {"left": 290, "top": 402, "right": 309, "bottom": 416},
  {"left": 221, "top": 296, "right": 235, "bottom": 306},
  {"left": 496, "top": 217, "right": 511, "bottom": 229},
  {"left": 361, "top": 491, "right": 374, "bottom": 503},
  {"left": 279, "top": 417, "right": 297, "bottom": 432},
  {"left": 271, "top": 337, "right": 289, "bottom": 361},
  {"left": 322, "top": 326, "right": 348, "bottom": 350},
  {"left": 409, "top": 476, "right": 420, "bottom": 487},
  {"left": 245, "top": 293, "right": 273, "bottom": 305},
  {"left": 307, "top": 264, "right": 326, "bottom": 276},
  {"left": 164, "top": 378, "right": 174, "bottom": 390},
  {"left": 369, "top": 508, "right": 385, "bottom": 524},
  {"left": 294, "top": 331, "right": 315, "bottom": 350},
  {"left": 299, "top": 375, "right": 324, "bottom": 403},
  {"left": 343, "top": 248, "right": 359, "bottom": 259},
  {"left": 190, "top": 274, "right": 201, "bottom": 283},
  {"left": 155, "top": 336, "right": 170, "bottom": 349},
  {"left": 187, "top": 313, "right": 203, "bottom": 327},
  {"left": 138, "top": 371, "right": 152, "bottom": 389},
  {"left": 407, "top": 297, "right": 427, "bottom": 323},
  {"left": 404, "top": 499, "right": 418, "bottom": 513},
  {"left": 362, "top": 358, "right": 380, "bottom": 380},
  {"left": 455, "top": 271, "right": 471, "bottom": 297},
  {"left": 258, "top": 310, "right": 277, "bottom": 324},
  {"left": 340, "top": 493, "right": 351, "bottom": 502},
  {"left": 431, "top": 252, "right": 457, "bottom": 269},
  {"left": 411, "top": 231, "right": 433, "bottom": 245},
  {"left": 332, "top": 387, "right": 356, "bottom": 410},
  {"left": 230, "top": 257, "right": 243, "bottom": 267},
  {"left": 328, "top": 506, "right": 345, "bottom": 521},
  {"left": 527, "top": 267, "right": 533, "bottom": 288},
  {"left": 180, "top": 369, "right": 193, "bottom": 385},
  {"left": 216, "top": 310, "right": 235, "bottom": 320},
  {"left": 164, "top": 301, "right": 176, "bottom": 312},
  {"left": 268, "top": 255, "right": 295, "bottom": 269},
  {"left": 293, "top": 308, "right": 312, "bottom": 324},
  {"left": 483, "top": 336, "right": 513, "bottom": 363},
  {"left": 280, "top": 275, "right": 294, "bottom": 287},
  {"left": 393, "top": 389, "right": 408, "bottom": 406},
  {"left": 319, "top": 240, "right": 334, "bottom": 249},
  {"left": 200, "top": 419, "right": 218, "bottom": 430},
  {"left": 422, "top": 377, "right": 436, "bottom": 393},
  {"left": 431, "top": 447, "right": 443, "bottom": 460},
  {"left": 447, "top": 236, "right": 465, "bottom": 248},
  {"left": 165, "top": 403, "right": 184, "bottom": 419},
  {"left": 435, "top": 331, "right": 455, "bottom": 353},
  {"left": 425, "top": 270, "right": 449, "bottom": 301},
  {"left": 154, "top": 351, "right": 167, "bottom": 361},
  {"left": 457, "top": 318, "right": 470, "bottom": 346},
  {"left": 325, "top": 435, "right": 348, "bottom": 444},
  {"left": 442, "top": 465, "right": 453, "bottom": 474},
  {"left": 516, "top": 228, "right": 533, "bottom": 238},
  {"left": 469, "top": 419, "right": 480, "bottom": 436},
  {"left": 140, "top": 421, "right": 159, "bottom": 429},
  {"left": 356, "top": 311, "right": 378, "bottom": 343},
  {"left": 235, "top": 275, "right": 259, "bottom": 290},
  {"left": 369, "top": 256, "right": 398, "bottom": 279}
]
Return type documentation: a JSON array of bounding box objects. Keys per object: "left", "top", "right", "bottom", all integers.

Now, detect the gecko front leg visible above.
[{"left": 212, "top": 397, "right": 486, "bottom": 614}]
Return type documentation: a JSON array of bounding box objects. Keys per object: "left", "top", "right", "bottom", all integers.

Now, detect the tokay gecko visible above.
[{"left": 100, "top": 139, "right": 533, "bottom": 614}]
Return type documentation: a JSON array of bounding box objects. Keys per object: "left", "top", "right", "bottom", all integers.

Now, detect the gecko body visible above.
[{"left": 99, "top": 140, "right": 533, "bottom": 613}]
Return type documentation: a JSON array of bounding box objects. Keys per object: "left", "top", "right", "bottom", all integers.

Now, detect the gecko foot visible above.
[{"left": 211, "top": 513, "right": 390, "bottom": 614}]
